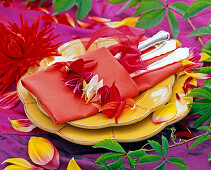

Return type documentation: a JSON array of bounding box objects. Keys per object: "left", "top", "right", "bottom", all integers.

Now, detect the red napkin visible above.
[{"left": 21, "top": 47, "right": 139, "bottom": 124}]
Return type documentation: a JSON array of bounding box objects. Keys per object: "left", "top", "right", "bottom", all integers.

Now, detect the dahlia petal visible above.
[
  {"left": 2, "top": 158, "right": 42, "bottom": 170},
  {"left": 77, "top": 20, "right": 92, "bottom": 29},
  {"left": 0, "top": 91, "right": 20, "bottom": 109},
  {"left": 8, "top": 118, "right": 36, "bottom": 132},
  {"left": 105, "top": 17, "right": 139, "bottom": 28},
  {"left": 67, "top": 157, "right": 81, "bottom": 170},
  {"left": 115, "top": 99, "right": 126, "bottom": 124},
  {"left": 152, "top": 103, "right": 177, "bottom": 123},
  {"left": 28, "top": 137, "right": 59, "bottom": 168},
  {"left": 88, "top": 16, "right": 111, "bottom": 24},
  {"left": 184, "top": 71, "right": 211, "bottom": 79}
]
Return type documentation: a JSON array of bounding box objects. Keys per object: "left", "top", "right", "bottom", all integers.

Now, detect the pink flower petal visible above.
[{"left": 0, "top": 91, "right": 20, "bottom": 109}]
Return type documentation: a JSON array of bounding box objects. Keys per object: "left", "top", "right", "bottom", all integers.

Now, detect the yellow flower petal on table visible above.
[
  {"left": 184, "top": 71, "right": 211, "bottom": 79},
  {"left": 2, "top": 158, "right": 41, "bottom": 170},
  {"left": 105, "top": 17, "right": 139, "bottom": 28},
  {"left": 8, "top": 118, "right": 36, "bottom": 132},
  {"left": 67, "top": 157, "right": 81, "bottom": 170},
  {"left": 152, "top": 103, "right": 177, "bottom": 123},
  {"left": 28, "top": 137, "right": 60, "bottom": 169},
  {"left": 200, "top": 52, "right": 210, "bottom": 61}
]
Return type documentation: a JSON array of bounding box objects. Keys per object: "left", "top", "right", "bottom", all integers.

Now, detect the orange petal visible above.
[
  {"left": 152, "top": 103, "right": 177, "bottom": 123},
  {"left": 99, "top": 101, "right": 120, "bottom": 112},
  {"left": 77, "top": 20, "right": 92, "bottom": 29},
  {"left": 67, "top": 157, "right": 81, "bottom": 170},
  {"left": 105, "top": 17, "right": 139, "bottom": 28},
  {"left": 126, "top": 98, "right": 136, "bottom": 109},
  {"left": 88, "top": 16, "right": 111, "bottom": 24},
  {"left": 28, "top": 137, "right": 60, "bottom": 169},
  {"left": 2, "top": 158, "right": 42, "bottom": 170},
  {"left": 8, "top": 118, "right": 36, "bottom": 132}
]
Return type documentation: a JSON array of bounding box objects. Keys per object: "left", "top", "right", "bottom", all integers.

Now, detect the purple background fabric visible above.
[{"left": 0, "top": 0, "right": 210, "bottom": 169}]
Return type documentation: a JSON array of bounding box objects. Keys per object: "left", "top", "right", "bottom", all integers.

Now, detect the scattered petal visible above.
[
  {"left": 2, "top": 158, "right": 42, "bottom": 170},
  {"left": 57, "top": 13, "right": 75, "bottom": 27},
  {"left": 88, "top": 16, "right": 111, "bottom": 24},
  {"left": 77, "top": 20, "right": 92, "bottom": 29},
  {"left": 179, "top": 122, "right": 191, "bottom": 133},
  {"left": 0, "top": 91, "right": 20, "bottom": 109},
  {"left": 184, "top": 71, "right": 211, "bottom": 79},
  {"left": 28, "top": 137, "right": 60, "bottom": 169},
  {"left": 99, "top": 101, "right": 120, "bottom": 112},
  {"left": 176, "top": 93, "right": 181, "bottom": 101},
  {"left": 152, "top": 103, "right": 177, "bottom": 123},
  {"left": 105, "top": 17, "right": 139, "bottom": 28},
  {"left": 8, "top": 118, "right": 36, "bottom": 132},
  {"left": 67, "top": 157, "right": 81, "bottom": 170},
  {"left": 42, "top": 14, "right": 58, "bottom": 23},
  {"left": 35, "top": 7, "right": 49, "bottom": 14},
  {"left": 115, "top": 99, "right": 126, "bottom": 124},
  {"left": 126, "top": 98, "right": 136, "bottom": 109},
  {"left": 175, "top": 131, "right": 194, "bottom": 138}
]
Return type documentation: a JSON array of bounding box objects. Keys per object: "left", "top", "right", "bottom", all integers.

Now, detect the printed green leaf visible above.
[
  {"left": 106, "top": 0, "right": 127, "bottom": 4},
  {"left": 193, "top": 111, "right": 211, "bottom": 127},
  {"left": 188, "top": 27, "right": 211, "bottom": 37},
  {"left": 128, "top": 150, "right": 146, "bottom": 158},
  {"left": 190, "top": 106, "right": 211, "bottom": 116},
  {"left": 154, "top": 161, "right": 166, "bottom": 170},
  {"left": 162, "top": 136, "right": 169, "bottom": 157},
  {"left": 186, "top": 87, "right": 211, "bottom": 100},
  {"left": 106, "top": 157, "right": 125, "bottom": 169},
  {"left": 189, "top": 134, "right": 211, "bottom": 150},
  {"left": 136, "top": 8, "right": 165, "bottom": 29},
  {"left": 95, "top": 153, "right": 124, "bottom": 165},
  {"left": 53, "top": 0, "right": 75, "bottom": 14},
  {"left": 202, "top": 79, "right": 211, "bottom": 85},
  {"left": 168, "top": 9, "right": 179, "bottom": 38},
  {"left": 171, "top": 2, "right": 188, "bottom": 15},
  {"left": 196, "top": 66, "right": 211, "bottom": 73},
  {"left": 209, "top": 152, "right": 211, "bottom": 162},
  {"left": 167, "top": 157, "right": 189, "bottom": 170},
  {"left": 197, "top": 125, "right": 211, "bottom": 133},
  {"left": 93, "top": 139, "right": 125, "bottom": 153},
  {"left": 134, "top": 0, "right": 164, "bottom": 16},
  {"left": 120, "top": 0, "right": 139, "bottom": 11},
  {"left": 148, "top": 140, "right": 164, "bottom": 157},
  {"left": 203, "top": 40, "right": 211, "bottom": 50},
  {"left": 76, "top": 0, "right": 92, "bottom": 20},
  {"left": 183, "top": 1, "right": 211, "bottom": 20},
  {"left": 139, "top": 154, "right": 163, "bottom": 164},
  {"left": 189, "top": 103, "right": 211, "bottom": 108},
  {"left": 119, "top": 164, "right": 125, "bottom": 170},
  {"left": 127, "top": 156, "right": 135, "bottom": 169}
]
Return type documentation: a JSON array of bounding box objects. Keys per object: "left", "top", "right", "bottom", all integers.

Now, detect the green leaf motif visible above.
[
  {"left": 154, "top": 161, "right": 166, "bottom": 170},
  {"left": 197, "top": 125, "right": 211, "bottom": 133},
  {"left": 105, "top": 157, "right": 125, "bottom": 170},
  {"left": 106, "top": 0, "right": 127, "bottom": 4},
  {"left": 196, "top": 66, "right": 211, "bottom": 74},
  {"left": 209, "top": 152, "right": 211, "bottom": 162},
  {"left": 202, "top": 79, "right": 211, "bottom": 85},
  {"left": 95, "top": 153, "right": 124, "bottom": 165},
  {"left": 171, "top": 2, "right": 188, "bottom": 15},
  {"left": 203, "top": 40, "right": 211, "bottom": 50},
  {"left": 53, "top": 0, "right": 75, "bottom": 14},
  {"left": 119, "top": 164, "right": 125, "bottom": 170},
  {"left": 183, "top": 1, "right": 211, "bottom": 20},
  {"left": 189, "top": 134, "right": 211, "bottom": 150},
  {"left": 188, "top": 27, "right": 211, "bottom": 37},
  {"left": 148, "top": 140, "right": 164, "bottom": 157},
  {"left": 93, "top": 139, "right": 125, "bottom": 153},
  {"left": 120, "top": 0, "right": 139, "bottom": 11},
  {"left": 136, "top": 8, "right": 165, "bottom": 29},
  {"left": 168, "top": 9, "right": 179, "bottom": 39},
  {"left": 139, "top": 154, "right": 163, "bottom": 164},
  {"left": 186, "top": 87, "right": 211, "bottom": 100},
  {"left": 162, "top": 136, "right": 169, "bottom": 158},
  {"left": 193, "top": 111, "right": 211, "bottom": 127},
  {"left": 189, "top": 102, "right": 211, "bottom": 108},
  {"left": 128, "top": 149, "right": 146, "bottom": 158},
  {"left": 167, "top": 157, "right": 189, "bottom": 170},
  {"left": 127, "top": 156, "right": 135, "bottom": 169},
  {"left": 134, "top": 0, "right": 164, "bottom": 16},
  {"left": 76, "top": 0, "right": 92, "bottom": 20},
  {"left": 190, "top": 107, "right": 211, "bottom": 115}
]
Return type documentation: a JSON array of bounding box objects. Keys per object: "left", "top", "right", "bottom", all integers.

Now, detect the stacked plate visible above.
[{"left": 17, "top": 37, "right": 196, "bottom": 145}]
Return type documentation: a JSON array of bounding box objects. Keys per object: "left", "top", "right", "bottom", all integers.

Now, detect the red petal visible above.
[
  {"left": 83, "top": 60, "right": 98, "bottom": 71},
  {"left": 179, "top": 122, "right": 191, "bottom": 133},
  {"left": 99, "top": 101, "right": 120, "bottom": 112},
  {"left": 125, "top": 98, "right": 135, "bottom": 108},
  {"left": 109, "top": 82, "right": 121, "bottom": 102},
  {"left": 186, "top": 84, "right": 197, "bottom": 89},
  {"left": 175, "top": 131, "right": 194, "bottom": 138},
  {"left": 176, "top": 93, "right": 180, "bottom": 101},
  {"left": 68, "top": 59, "right": 84, "bottom": 72},
  {"left": 72, "top": 35, "right": 81, "bottom": 39},
  {"left": 77, "top": 20, "right": 92, "bottom": 29},
  {"left": 41, "top": 14, "right": 54, "bottom": 23},
  {"left": 115, "top": 99, "right": 126, "bottom": 124},
  {"left": 88, "top": 16, "right": 111, "bottom": 24},
  {"left": 0, "top": 91, "right": 20, "bottom": 109},
  {"left": 35, "top": 7, "right": 49, "bottom": 14},
  {"left": 57, "top": 13, "right": 75, "bottom": 27}
]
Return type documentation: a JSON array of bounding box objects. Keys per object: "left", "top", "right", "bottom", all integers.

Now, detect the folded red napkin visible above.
[{"left": 22, "top": 47, "right": 139, "bottom": 124}]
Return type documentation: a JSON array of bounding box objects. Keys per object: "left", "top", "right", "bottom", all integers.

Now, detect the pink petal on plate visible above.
[
  {"left": 152, "top": 103, "right": 177, "bottom": 123},
  {"left": 0, "top": 91, "right": 20, "bottom": 109},
  {"left": 28, "top": 137, "right": 60, "bottom": 169},
  {"left": 2, "top": 158, "right": 43, "bottom": 170},
  {"left": 8, "top": 118, "right": 36, "bottom": 132}
]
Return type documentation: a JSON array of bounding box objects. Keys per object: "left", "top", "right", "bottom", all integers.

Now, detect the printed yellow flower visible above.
[
  {"left": 105, "top": 17, "right": 139, "bottom": 28},
  {"left": 67, "top": 157, "right": 81, "bottom": 170},
  {"left": 8, "top": 118, "right": 36, "bottom": 132},
  {"left": 2, "top": 158, "right": 42, "bottom": 170},
  {"left": 152, "top": 103, "right": 177, "bottom": 123},
  {"left": 200, "top": 52, "right": 210, "bottom": 61},
  {"left": 28, "top": 137, "right": 60, "bottom": 169}
]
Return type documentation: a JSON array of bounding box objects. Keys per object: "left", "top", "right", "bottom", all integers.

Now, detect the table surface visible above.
[{"left": 0, "top": 0, "right": 210, "bottom": 169}]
